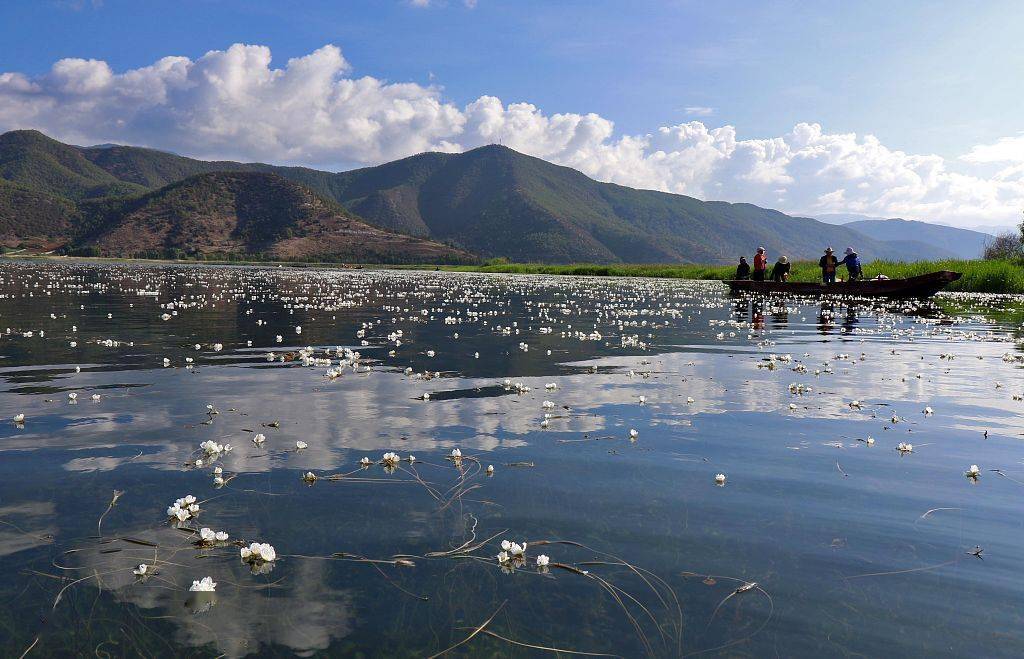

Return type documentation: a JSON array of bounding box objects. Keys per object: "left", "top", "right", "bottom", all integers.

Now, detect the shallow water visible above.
[{"left": 1, "top": 261, "right": 1023, "bottom": 657}]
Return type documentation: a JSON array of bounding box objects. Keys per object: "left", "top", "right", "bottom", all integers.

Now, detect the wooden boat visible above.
[{"left": 725, "top": 270, "right": 961, "bottom": 298}]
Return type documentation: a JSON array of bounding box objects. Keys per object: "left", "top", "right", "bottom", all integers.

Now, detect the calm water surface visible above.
[{"left": 1, "top": 262, "right": 1023, "bottom": 657}]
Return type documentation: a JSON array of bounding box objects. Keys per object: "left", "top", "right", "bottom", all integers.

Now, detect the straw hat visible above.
[
  {"left": 824, "top": 247, "right": 833, "bottom": 253},
  {"left": 779, "top": 256, "right": 789, "bottom": 264}
]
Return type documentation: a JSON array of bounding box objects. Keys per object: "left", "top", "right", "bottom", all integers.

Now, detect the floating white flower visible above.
[
  {"left": 382, "top": 451, "right": 400, "bottom": 467},
  {"left": 189, "top": 576, "right": 217, "bottom": 592},
  {"left": 133, "top": 563, "right": 148, "bottom": 576},
  {"left": 408, "top": 455, "right": 416, "bottom": 463},
  {"left": 167, "top": 495, "right": 199, "bottom": 521},
  {"left": 487, "top": 464, "right": 495, "bottom": 474},
  {"left": 295, "top": 441, "right": 308, "bottom": 450},
  {"left": 638, "top": 396, "right": 646, "bottom": 404},
  {"left": 629, "top": 429, "right": 639, "bottom": 439},
  {"left": 450, "top": 448, "right": 462, "bottom": 458},
  {"left": 68, "top": 392, "right": 77, "bottom": 400},
  {"left": 715, "top": 473, "right": 726, "bottom": 484},
  {"left": 13, "top": 413, "right": 24, "bottom": 423},
  {"left": 897, "top": 442, "right": 914, "bottom": 453},
  {"left": 536, "top": 554, "right": 550, "bottom": 567},
  {"left": 966, "top": 464, "right": 981, "bottom": 478},
  {"left": 252, "top": 433, "right": 266, "bottom": 446},
  {"left": 240, "top": 542, "right": 277, "bottom": 564},
  {"left": 302, "top": 471, "right": 317, "bottom": 483},
  {"left": 923, "top": 406, "right": 934, "bottom": 415},
  {"left": 360, "top": 457, "right": 372, "bottom": 466},
  {"left": 686, "top": 397, "right": 695, "bottom": 404}
]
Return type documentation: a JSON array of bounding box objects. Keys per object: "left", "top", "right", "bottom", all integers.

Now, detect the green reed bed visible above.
[{"left": 434, "top": 259, "right": 1024, "bottom": 294}]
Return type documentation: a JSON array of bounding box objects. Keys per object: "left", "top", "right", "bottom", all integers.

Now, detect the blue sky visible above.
[{"left": 1, "top": 0, "right": 1022, "bottom": 227}]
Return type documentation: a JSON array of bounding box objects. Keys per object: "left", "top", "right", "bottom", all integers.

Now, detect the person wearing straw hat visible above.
[
  {"left": 819, "top": 247, "right": 838, "bottom": 284},
  {"left": 771, "top": 255, "right": 791, "bottom": 282},
  {"left": 840, "top": 247, "right": 862, "bottom": 280}
]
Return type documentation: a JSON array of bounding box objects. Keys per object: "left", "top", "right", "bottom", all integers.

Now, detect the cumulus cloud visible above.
[{"left": 1, "top": 42, "right": 1021, "bottom": 227}]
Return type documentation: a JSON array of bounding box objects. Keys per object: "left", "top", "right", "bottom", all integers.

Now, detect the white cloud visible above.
[
  {"left": 684, "top": 106, "right": 715, "bottom": 117},
  {"left": 1, "top": 42, "right": 1021, "bottom": 227}
]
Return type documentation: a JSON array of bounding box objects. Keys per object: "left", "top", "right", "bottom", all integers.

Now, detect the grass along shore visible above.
[
  {"left": 431, "top": 259, "right": 1024, "bottom": 294},
  {"left": 6, "top": 253, "right": 1024, "bottom": 294}
]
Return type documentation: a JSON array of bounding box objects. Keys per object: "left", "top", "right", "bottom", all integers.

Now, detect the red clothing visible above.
[{"left": 753, "top": 253, "right": 767, "bottom": 271}]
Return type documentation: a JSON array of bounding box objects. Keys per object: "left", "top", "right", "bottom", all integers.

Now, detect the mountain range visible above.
[
  {"left": 0, "top": 129, "right": 982, "bottom": 264},
  {"left": 816, "top": 213, "right": 993, "bottom": 259}
]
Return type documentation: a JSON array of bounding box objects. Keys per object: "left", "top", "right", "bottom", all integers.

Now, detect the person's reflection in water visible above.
[
  {"left": 817, "top": 302, "right": 835, "bottom": 335},
  {"left": 771, "top": 304, "right": 789, "bottom": 328},
  {"left": 732, "top": 299, "right": 750, "bottom": 321},
  {"left": 842, "top": 306, "right": 860, "bottom": 334}
]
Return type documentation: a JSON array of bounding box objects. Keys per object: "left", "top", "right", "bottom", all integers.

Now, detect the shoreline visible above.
[{"left": 3, "top": 254, "right": 1021, "bottom": 294}]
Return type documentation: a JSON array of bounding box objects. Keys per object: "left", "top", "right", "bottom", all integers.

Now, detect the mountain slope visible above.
[
  {"left": 0, "top": 129, "right": 977, "bottom": 264},
  {"left": 0, "top": 130, "right": 146, "bottom": 200},
  {"left": 326, "top": 145, "right": 916, "bottom": 263},
  {"left": 72, "top": 172, "right": 474, "bottom": 263},
  {"left": 842, "top": 218, "right": 990, "bottom": 259}
]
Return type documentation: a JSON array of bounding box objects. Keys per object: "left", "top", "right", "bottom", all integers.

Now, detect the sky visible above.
[{"left": 1, "top": 0, "right": 1022, "bottom": 229}]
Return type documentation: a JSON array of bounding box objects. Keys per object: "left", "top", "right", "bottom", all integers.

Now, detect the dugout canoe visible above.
[{"left": 725, "top": 270, "right": 962, "bottom": 298}]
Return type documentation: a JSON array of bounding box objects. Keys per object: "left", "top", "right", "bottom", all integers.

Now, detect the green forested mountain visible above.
[{"left": 0, "top": 129, "right": 944, "bottom": 263}]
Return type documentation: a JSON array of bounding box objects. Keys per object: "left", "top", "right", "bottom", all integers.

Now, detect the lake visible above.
[{"left": 1, "top": 261, "right": 1022, "bottom": 657}]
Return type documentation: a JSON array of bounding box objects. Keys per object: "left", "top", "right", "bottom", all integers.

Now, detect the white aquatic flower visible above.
[
  {"left": 241, "top": 542, "right": 277, "bottom": 563},
  {"left": 715, "top": 473, "right": 726, "bottom": 484},
  {"left": 536, "top": 554, "right": 550, "bottom": 567},
  {"left": 303, "top": 471, "right": 317, "bottom": 483},
  {"left": 13, "top": 413, "right": 24, "bottom": 423},
  {"left": 865, "top": 436, "right": 875, "bottom": 445},
  {"left": 133, "top": 563, "right": 148, "bottom": 576},
  {"left": 629, "top": 429, "right": 639, "bottom": 439},
  {"left": 91, "top": 393, "right": 101, "bottom": 401},
  {"left": 189, "top": 576, "right": 217, "bottom": 592},
  {"left": 199, "top": 527, "right": 216, "bottom": 542},
  {"left": 897, "top": 442, "right": 914, "bottom": 453},
  {"left": 638, "top": 396, "right": 646, "bottom": 404},
  {"left": 496, "top": 550, "right": 510, "bottom": 564},
  {"left": 195, "top": 458, "right": 204, "bottom": 468},
  {"left": 252, "top": 433, "right": 266, "bottom": 446},
  {"left": 542, "top": 400, "right": 555, "bottom": 409},
  {"left": 295, "top": 441, "right": 308, "bottom": 450},
  {"left": 450, "top": 448, "right": 462, "bottom": 458},
  {"left": 408, "top": 455, "right": 416, "bottom": 463},
  {"left": 421, "top": 393, "right": 430, "bottom": 400},
  {"left": 213, "top": 476, "right": 224, "bottom": 486},
  {"left": 923, "top": 406, "right": 934, "bottom": 415},
  {"left": 426, "top": 350, "right": 435, "bottom": 357},
  {"left": 360, "top": 457, "right": 372, "bottom": 466},
  {"left": 486, "top": 464, "right": 495, "bottom": 474},
  {"left": 382, "top": 451, "right": 400, "bottom": 467},
  {"left": 214, "top": 466, "right": 223, "bottom": 475},
  {"left": 966, "top": 464, "right": 981, "bottom": 477},
  {"left": 686, "top": 396, "right": 695, "bottom": 404},
  {"left": 789, "top": 403, "right": 797, "bottom": 410},
  {"left": 68, "top": 392, "right": 77, "bottom": 400}
]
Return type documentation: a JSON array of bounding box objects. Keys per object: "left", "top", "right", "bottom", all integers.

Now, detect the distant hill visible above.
[
  {"left": 318, "top": 146, "right": 919, "bottom": 263},
  {"left": 826, "top": 217, "right": 989, "bottom": 259},
  {"left": 0, "top": 128, "right": 970, "bottom": 264},
  {"left": 73, "top": 172, "right": 476, "bottom": 263}
]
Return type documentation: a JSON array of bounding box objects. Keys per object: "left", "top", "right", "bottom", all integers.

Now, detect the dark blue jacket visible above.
[{"left": 841, "top": 252, "right": 861, "bottom": 272}]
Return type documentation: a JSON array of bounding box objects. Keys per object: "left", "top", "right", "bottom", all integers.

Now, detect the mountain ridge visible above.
[{"left": 0, "top": 129, "right": 968, "bottom": 264}]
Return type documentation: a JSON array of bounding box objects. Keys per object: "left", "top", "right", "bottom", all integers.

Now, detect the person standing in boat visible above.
[
  {"left": 735, "top": 256, "right": 751, "bottom": 280},
  {"left": 819, "top": 247, "right": 838, "bottom": 284},
  {"left": 771, "top": 255, "right": 791, "bottom": 282},
  {"left": 752, "top": 247, "right": 768, "bottom": 281},
  {"left": 840, "top": 247, "right": 862, "bottom": 280}
]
